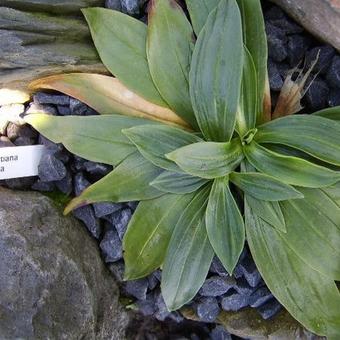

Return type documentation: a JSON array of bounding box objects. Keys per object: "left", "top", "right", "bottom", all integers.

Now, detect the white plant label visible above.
[{"left": 0, "top": 145, "right": 46, "bottom": 180}]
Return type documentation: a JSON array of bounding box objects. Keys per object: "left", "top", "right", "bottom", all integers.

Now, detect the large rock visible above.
[
  {"left": 270, "top": 0, "right": 340, "bottom": 52},
  {"left": 0, "top": 188, "right": 129, "bottom": 339},
  {"left": 0, "top": 1, "right": 108, "bottom": 92}
]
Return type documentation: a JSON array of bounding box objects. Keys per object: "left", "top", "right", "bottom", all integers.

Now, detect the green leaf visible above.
[
  {"left": 244, "top": 141, "right": 340, "bottom": 188},
  {"left": 313, "top": 106, "right": 340, "bottom": 121},
  {"left": 246, "top": 205, "right": 340, "bottom": 337},
  {"left": 256, "top": 115, "right": 340, "bottom": 166},
  {"left": 236, "top": 47, "right": 258, "bottom": 135},
  {"left": 123, "top": 124, "right": 202, "bottom": 171},
  {"left": 230, "top": 172, "right": 303, "bottom": 201},
  {"left": 25, "top": 113, "right": 150, "bottom": 165},
  {"left": 246, "top": 195, "right": 286, "bottom": 232},
  {"left": 147, "top": 0, "right": 197, "bottom": 127},
  {"left": 185, "top": 0, "right": 219, "bottom": 35},
  {"left": 162, "top": 185, "right": 214, "bottom": 311},
  {"left": 64, "top": 152, "right": 162, "bottom": 213},
  {"left": 29, "top": 74, "right": 187, "bottom": 127},
  {"left": 206, "top": 177, "right": 245, "bottom": 274},
  {"left": 189, "top": 0, "right": 244, "bottom": 142},
  {"left": 167, "top": 138, "right": 244, "bottom": 179},
  {"left": 323, "top": 182, "right": 340, "bottom": 207},
  {"left": 151, "top": 171, "right": 208, "bottom": 194},
  {"left": 279, "top": 189, "right": 340, "bottom": 280},
  {"left": 236, "top": 0, "right": 269, "bottom": 123},
  {"left": 82, "top": 8, "right": 166, "bottom": 106},
  {"left": 123, "top": 193, "right": 194, "bottom": 279}
]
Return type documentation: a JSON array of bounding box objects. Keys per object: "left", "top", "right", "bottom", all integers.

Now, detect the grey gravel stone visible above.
[
  {"left": 137, "top": 293, "right": 157, "bottom": 316},
  {"left": 121, "top": 0, "right": 147, "bottom": 15},
  {"left": 233, "top": 278, "right": 254, "bottom": 296},
  {"left": 249, "top": 286, "right": 273, "bottom": 308},
  {"left": 287, "top": 35, "right": 310, "bottom": 66},
  {"left": 329, "top": 89, "right": 340, "bottom": 107},
  {"left": 108, "top": 260, "right": 125, "bottom": 282},
  {"left": 306, "top": 45, "right": 336, "bottom": 75},
  {"left": 34, "top": 92, "right": 70, "bottom": 106},
  {"left": 57, "top": 105, "right": 71, "bottom": 116},
  {"left": 84, "top": 161, "right": 112, "bottom": 176},
  {"left": 73, "top": 206, "right": 102, "bottom": 239},
  {"left": 327, "top": 56, "right": 340, "bottom": 89},
  {"left": 221, "top": 292, "right": 250, "bottom": 312},
  {"left": 268, "top": 60, "right": 284, "bottom": 91},
  {"left": 55, "top": 171, "right": 73, "bottom": 195},
  {"left": 148, "top": 273, "right": 160, "bottom": 291},
  {"left": 115, "top": 208, "right": 132, "bottom": 240},
  {"left": 100, "top": 228, "right": 122, "bottom": 262},
  {"left": 266, "top": 23, "right": 287, "bottom": 62},
  {"left": 257, "top": 299, "right": 282, "bottom": 319},
  {"left": 199, "top": 276, "right": 235, "bottom": 297},
  {"left": 195, "top": 297, "right": 220, "bottom": 323},
  {"left": 31, "top": 179, "right": 55, "bottom": 192},
  {"left": 210, "top": 325, "right": 232, "bottom": 340},
  {"left": 14, "top": 136, "right": 35, "bottom": 146},
  {"left": 38, "top": 153, "right": 67, "bottom": 182},
  {"left": 154, "top": 293, "right": 172, "bottom": 321},
  {"left": 26, "top": 102, "right": 58, "bottom": 116},
  {"left": 93, "top": 202, "right": 123, "bottom": 218},
  {"left": 105, "top": 0, "right": 122, "bottom": 11},
  {"left": 239, "top": 257, "right": 262, "bottom": 288},
  {"left": 125, "top": 278, "right": 149, "bottom": 301},
  {"left": 5, "top": 177, "right": 36, "bottom": 190},
  {"left": 74, "top": 172, "right": 90, "bottom": 196},
  {"left": 210, "top": 257, "right": 229, "bottom": 277},
  {"left": 0, "top": 188, "right": 130, "bottom": 339},
  {"left": 305, "top": 79, "right": 329, "bottom": 111}
]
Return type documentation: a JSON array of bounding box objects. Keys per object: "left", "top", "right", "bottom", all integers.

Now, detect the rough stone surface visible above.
[
  {"left": 270, "top": 0, "right": 340, "bottom": 52},
  {"left": 0, "top": 188, "right": 129, "bottom": 339}
]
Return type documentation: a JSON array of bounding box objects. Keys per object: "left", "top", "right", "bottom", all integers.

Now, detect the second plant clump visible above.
[{"left": 26, "top": 0, "right": 340, "bottom": 337}]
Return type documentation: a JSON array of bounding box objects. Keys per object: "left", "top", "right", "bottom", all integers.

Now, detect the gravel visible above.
[{"left": 1, "top": 1, "right": 340, "bottom": 338}]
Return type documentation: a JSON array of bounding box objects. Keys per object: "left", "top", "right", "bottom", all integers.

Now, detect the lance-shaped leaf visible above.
[
  {"left": 189, "top": 0, "right": 243, "bottom": 142},
  {"left": 82, "top": 8, "right": 166, "bottom": 106},
  {"left": 313, "top": 106, "right": 340, "bottom": 121},
  {"left": 246, "top": 195, "right": 286, "bottom": 232},
  {"left": 123, "top": 124, "right": 201, "bottom": 171},
  {"left": 236, "top": 47, "right": 258, "bottom": 135},
  {"left": 29, "top": 74, "right": 188, "bottom": 127},
  {"left": 244, "top": 141, "right": 340, "bottom": 188},
  {"left": 64, "top": 152, "right": 162, "bottom": 214},
  {"left": 185, "top": 0, "right": 220, "bottom": 35},
  {"left": 206, "top": 177, "right": 245, "bottom": 274},
  {"left": 323, "top": 182, "right": 340, "bottom": 207},
  {"left": 230, "top": 172, "right": 303, "bottom": 201},
  {"left": 147, "top": 0, "right": 197, "bottom": 127},
  {"left": 123, "top": 193, "right": 194, "bottom": 279},
  {"left": 167, "top": 138, "right": 244, "bottom": 179},
  {"left": 162, "top": 185, "right": 214, "bottom": 311},
  {"left": 25, "top": 113, "right": 151, "bottom": 165},
  {"left": 256, "top": 115, "right": 340, "bottom": 166},
  {"left": 279, "top": 190, "right": 340, "bottom": 280},
  {"left": 246, "top": 205, "right": 340, "bottom": 337},
  {"left": 236, "top": 0, "right": 269, "bottom": 123},
  {"left": 150, "top": 171, "right": 208, "bottom": 194}
]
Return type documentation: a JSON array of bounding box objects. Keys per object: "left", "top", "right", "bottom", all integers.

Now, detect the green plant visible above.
[{"left": 26, "top": 0, "right": 340, "bottom": 337}]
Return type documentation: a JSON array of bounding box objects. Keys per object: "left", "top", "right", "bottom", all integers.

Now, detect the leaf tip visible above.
[{"left": 64, "top": 197, "right": 89, "bottom": 215}]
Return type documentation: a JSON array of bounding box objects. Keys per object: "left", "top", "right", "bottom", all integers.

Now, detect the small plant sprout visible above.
[{"left": 26, "top": 0, "right": 340, "bottom": 337}]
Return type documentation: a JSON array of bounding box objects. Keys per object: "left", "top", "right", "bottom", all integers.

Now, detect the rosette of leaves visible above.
[{"left": 26, "top": 0, "right": 340, "bottom": 337}]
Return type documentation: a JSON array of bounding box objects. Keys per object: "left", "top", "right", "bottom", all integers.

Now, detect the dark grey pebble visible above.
[
  {"left": 257, "top": 299, "right": 282, "bottom": 319},
  {"left": 84, "top": 161, "right": 113, "bottom": 176},
  {"left": 105, "top": 0, "right": 122, "bottom": 11},
  {"left": 268, "top": 60, "right": 284, "bottom": 91},
  {"left": 14, "top": 136, "right": 35, "bottom": 146},
  {"left": 73, "top": 172, "right": 90, "bottom": 196},
  {"left": 239, "top": 257, "right": 262, "bottom": 288},
  {"left": 55, "top": 171, "right": 73, "bottom": 195},
  {"left": 210, "top": 325, "right": 232, "bottom": 340},
  {"left": 305, "top": 79, "right": 329, "bottom": 111},
  {"left": 221, "top": 291, "right": 249, "bottom": 312},
  {"left": 93, "top": 202, "right": 123, "bottom": 218},
  {"left": 306, "top": 45, "right": 336, "bottom": 75},
  {"left": 266, "top": 23, "right": 287, "bottom": 62},
  {"left": 195, "top": 297, "right": 220, "bottom": 323},
  {"left": 329, "top": 89, "right": 340, "bottom": 107},
  {"left": 34, "top": 92, "right": 69, "bottom": 106},
  {"left": 57, "top": 105, "right": 71, "bottom": 116},
  {"left": 327, "top": 56, "right": 340, "bottom": 89},
  {"left": 31, "top": 179, "right": 55, "bottom": 192},
  {"left": 125, "top": 278, "right": 149, "bottom": 301},
  {"left": 249, "top": 286, "right": 273, "bottom": 308},
  {"left": 287, "top": 35, "right": 310, "bottom": 66},
  {"left": 148, "top": 273, "right": 160, "bottom": 291},
  {"left": 199, "top": 276, "right": 235, "bottom": 297},
  {"left": 100, "top": 228, "right": 122, "bottom": 262},
  {"left": 5, "top": 177, "right": 36, "bottom": 190},
  {"left": 137, "top": 292, "right": 157, "bottom": 316},
  {"left": 26, "top": 102, "right": 58, "bottom": 116},
  {"left": 233, "top": 277, "right": 254, "bottom": 296},
  {"left": 73, "top": 206, "right": 101, "bottom": 239},
  {"left": 210, "top": 257, "right": 229, "bottom": 277},
  {"left": 114, "top": 208, "right": 132, "bottom": 240},
  {"left": 108, "top": 260, "right": 125, "bottom": 282},
  {"left": 38, "top": 153, "right": 67, "bottom": 182}
]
